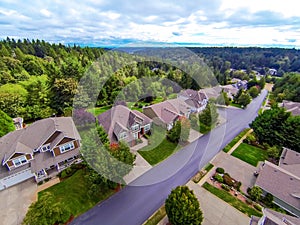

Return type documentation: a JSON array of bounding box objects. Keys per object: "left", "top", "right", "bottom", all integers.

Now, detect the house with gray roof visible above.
[
  {"left": 255, "top": 158, "right": 300, "bottom": 217},
  {"left": 282, "top": 100, "right": 300, "bottom": 116},
  {"left": 143, "top": 98, "right": 190, "bottom": 130},
  {"left": 250, "top": 208, "right": 300, "bottom": 225},
  {"left": 199, "top": 86, "right": 222, "bottom": 100},
  {"left": 0, "top": 117, "right": 81, "bottom": 190},
  {"left": 97, "top": 105, "right": 152, "bottom": 146},
  {"left": 177, "top": 89, "right": 208, "bottom": 113}
]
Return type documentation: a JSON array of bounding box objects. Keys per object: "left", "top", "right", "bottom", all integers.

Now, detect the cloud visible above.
[{"left": 0, "top": 0, "right": 299, "bottom": 48}]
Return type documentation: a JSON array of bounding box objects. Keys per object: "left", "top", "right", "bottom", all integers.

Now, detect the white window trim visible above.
[
  {"left": 12, "top": 155, "right": 28, "bottom": 167},
  {"left": 144, "top": 124, "right": 151, "bottom": 131},
  {"left": 119, "top": 132, "right": 127, "bottom": 140},
  {"left": 132, "top": 124, "right": 140, "bottom": 132},
  {"left": 59, "top": 142, "right": 75, "bottom": 154},
  {"left": 41, "top": 144, "right": 51, "bottom": 152},
  {"left": 133, "top": 132, "right": 138, "bottom": 139}
]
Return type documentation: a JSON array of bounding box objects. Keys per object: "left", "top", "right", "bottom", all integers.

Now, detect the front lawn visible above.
[
  {"left": 144, "top": 205, "right": 166, "bottom": 225},
  {"left": 87, "top": 106, "right": 111, "bottom": 116},
  {"left": 138, "top": 139, "right": 179, "bottom": 165},
  {"left": 223, "top": 128, "right": 251, "bottom": 153},
  {"left": 231, "top": 143, "right": 268, "bottom": 166},
  {"left": 202, "top": 182, "right": 262, "bottom": 217},
  {"left": 38, "top": 169, "right": 115, "bottom": 217}
]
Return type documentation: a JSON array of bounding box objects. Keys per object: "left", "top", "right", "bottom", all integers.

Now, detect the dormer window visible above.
[
  {"left": 59, "top": 142, "right": 75, "bottom": 153},
  {"left": 42, "top": 144, "right": 51, "bottom": 152},
  {"left": 12, "top": 156, "right": 27, "bottom": 167}
]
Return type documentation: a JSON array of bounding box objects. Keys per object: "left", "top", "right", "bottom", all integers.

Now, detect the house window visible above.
[
  {"left": 12, "top": 156, "right": 27, "bottom": 167},
  {"left": 119, "top": 132, "right": 127, "bottom": 140},
  {"left": 144, "top": 124, "right": 151, "bottom": 132},
  {"left": 59, "top": 142, "right": 75, "bottom": 153},
  {"left": 42, "top": 144, "right": 51, "bottom": 152},
  {"left": 131, "top": 124, "right": 140, "bottom": 132},
  {"left": 133, "top": 132, "right": 138, "bottom": 139}
]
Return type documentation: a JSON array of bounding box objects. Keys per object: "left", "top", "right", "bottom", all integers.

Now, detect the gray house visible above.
[
  {"left": 250, "top": 208, "right": 300, "bottom": 225},
  {"left": 0, "top": 117, "right": 81, "bottom": 190},
  {"left": 255, "top": 148, "right": 300, "bottom": 217},
  {"left": 177, "top": 89, "right": 208, "bottom": 113},
  {"left": 143, "top": 98, "right": 190, "bottom": 130},
  {"left": 97, "top": 105, "right": 152, "bottom": 146}
]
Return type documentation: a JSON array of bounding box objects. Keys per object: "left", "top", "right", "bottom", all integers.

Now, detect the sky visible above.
[{"left": 1, "top": 0, "right": 300, "bottom": 48}]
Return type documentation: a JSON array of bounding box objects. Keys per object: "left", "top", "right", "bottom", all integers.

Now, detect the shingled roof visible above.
[
  {"left": 255, "top": 161, "right": 300, "bottom": 212},
  {"left": 0, "top": 117, "right": 80, "bottom": 165}
]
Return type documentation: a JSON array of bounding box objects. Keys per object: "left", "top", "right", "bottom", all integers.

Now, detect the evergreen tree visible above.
[
  {"left": 165, "top": 186, "right": 203, "bottom": 225},
  {"left": 0, "top": 109, "right": 15, "bottom": 137}
]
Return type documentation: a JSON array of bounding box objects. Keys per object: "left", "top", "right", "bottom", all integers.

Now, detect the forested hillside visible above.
[{"left": 1, "top": 38, "right": 300, "bottom": 122}]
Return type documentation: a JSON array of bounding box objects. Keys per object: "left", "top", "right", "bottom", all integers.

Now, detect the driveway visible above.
[
  {"left": 188, "top": 129, "right": 202, "bottom": 143},
  {"left": 0, "top": 179, "right": 37, "bottom": 225},
  {"left": 123, "top": 153, "right": 152, "bottom": 184},
  {"left": 212, "top": 151, "right": 258, "bottom": 193},
  {"left": 188, "top": 181, "right": 250, "bottom": 225}
]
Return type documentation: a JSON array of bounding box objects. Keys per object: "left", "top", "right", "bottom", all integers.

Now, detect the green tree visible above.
[
  {"left": 167, "top": 117, "right": 191, "bottom": 143},
  {"left": 283, "top": 115, "right": 300, "bottom": 152},
  {"left": 216, "top": 91, "right": 230, "bottom": 106},
  {"left": 250, "top": 107, "right": 291, "bottom": 149},
  {"left": 238, "top": 92, "right": 251, "bottom": 107},
  {"left": 248, "top": 186, "right": 262, "bottom": 202},
  {"left": 199, "top": 103, "right": 219, "bottom": 128},
  {"left": 23, "top": 192, "right": 71, "bottom": 225},
  {"left": 165, "top": 186, "right": 203, "bottom": 225},
  {"left": 267, "top": 146, "right": 281, "bottom": 159},
  {"left": 0, "top": 109, "right": 15, "bottom": 137},
  {"left": 248, "top": 86, "right": 259, "bottom": 98}
]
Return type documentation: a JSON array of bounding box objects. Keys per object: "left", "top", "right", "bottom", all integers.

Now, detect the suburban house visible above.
[
  {"left": 230, "top": 78, "right": 248, "bottom": 90},
  {"left": 143, "top": 98, "right": 191, "bottom": 130},
  {"left": 250, "top": 208, "right": 300, "bottom": 225},
  {"left": 0, "top": 117, "right": 81, "bottom": 190},
  {"left": 177, "top": 89, "right": 208, "bottom": 113},
  {"left": 220, "top": 84, "right": 240, "bottom": 99},
  {"left": 268, "top": 68, "right": 278, "bottom": 76},
  {"left": 97, "top": 105, "right": 152, "bottom": 146},
  {"left": 255, "top": 148, "right": 300, "bottom": 217},
  {"left": 199, "top": 86, "right": 222, "bottom": 100},
  {"left": 282, "top": 100, "right": 300, "bottom": 116}
]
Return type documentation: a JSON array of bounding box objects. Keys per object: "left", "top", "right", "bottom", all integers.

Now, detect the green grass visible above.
[
  {"left": 204, "top": 163, "right": 214, "bottom": 172},
  {"left": 138, "top": 139, "right": 179, "bottom": 165},
  {"left": 229, "top": 102, "right": 243, "bottom": 108},
  {"left": 38, "top": 169, "right": 114, "bottom": 217},
  {"left": 223, "top": 128, "right": 251, "bottom": 153},
  {"left": 143, "top": 206, "right": 166, "bottom": 225},
  {"left": 87, "top": 106, "right": 111, "bottom": 116},
  {"left": 231, "top": 143, "right": 268, "bottom": 166},
  {"left": 202, "top": 182, "right": 262, "bottom": 217}
]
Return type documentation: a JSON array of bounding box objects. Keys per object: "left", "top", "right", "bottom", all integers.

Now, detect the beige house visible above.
[{"left": 0, "top": 117, "right": 81, "bottom": 190}]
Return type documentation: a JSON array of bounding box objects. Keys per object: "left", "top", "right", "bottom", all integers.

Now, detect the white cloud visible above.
[
  {"left": 40, "top": 9, "right": 51, "bottom": 17},
  {"left": 0, "top": 0, "right": 300, "bottom": 48}
]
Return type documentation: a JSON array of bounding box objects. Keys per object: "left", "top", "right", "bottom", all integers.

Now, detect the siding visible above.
[{"left": 53, "top": 147, "right": 61, "bottom": 156}]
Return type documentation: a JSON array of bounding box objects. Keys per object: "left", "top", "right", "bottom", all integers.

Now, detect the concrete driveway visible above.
[
  {"left": 0, "top": 179, "right": 37, "bottom": 225},
  {"left": 188, "top": 181, "right": 250, "bottom": 225},
  {"left": 212, "top": 151, "right": 258, "bottom": 193},
  {"left": 123, "top": 153, "right": 152, "bottom": 184}
]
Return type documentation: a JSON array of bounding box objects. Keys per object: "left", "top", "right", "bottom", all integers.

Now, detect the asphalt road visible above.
[{"left": 71, "top": 90, "right": 268, "bottom": 225}]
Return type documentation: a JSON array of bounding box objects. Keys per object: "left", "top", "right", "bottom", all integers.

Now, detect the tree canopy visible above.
[
  {"left": 165, "top": 186, "right": 203, "bottom": 225},
  {"left": 0, "top": 109, "right": 15, "bottom": 137}
]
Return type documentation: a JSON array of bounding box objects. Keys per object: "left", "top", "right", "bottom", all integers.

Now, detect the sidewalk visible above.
[{"left": 227, "top": 129, "right": 253, "bottom": 155}]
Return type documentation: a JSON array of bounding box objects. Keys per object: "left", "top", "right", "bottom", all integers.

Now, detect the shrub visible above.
[
  {"left": 216, "top": 167, "right": 225, "bottom": 174},
  {"left": 214, "top": 174, "right": 223, "bottom": 183},
  {"left": 223, "top": 174, "right": 234, "bottom": 186},
  {"left": 254, "top": 204, "right": 262, "bottom": 211},
  {"left": 246, "top": 198, "right": 253, "bottom": 205},
  {"left": 235, "top": 181, "right": 242, "bottom": 191},
  {"left": 37, "top": 181, "right": 44, "bottom": 185},
  {"left": 221, "top": 184, "right": 230, "bottom": 191},
  {"left": 44, "top": 177, "right": 51, "bottom": 182}
]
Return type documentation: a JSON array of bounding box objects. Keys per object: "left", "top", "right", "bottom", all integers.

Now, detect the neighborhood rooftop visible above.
[
  {"left": 255, "top": 161, "right": 300, "bottom": 215},
  {"left": 282, "top": 100, "right": 300, "bottom": 116}
]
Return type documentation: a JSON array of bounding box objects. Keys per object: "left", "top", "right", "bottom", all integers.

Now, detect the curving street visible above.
[{"left": 71, "top": 90, "right": 268, "bottom": 225}]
